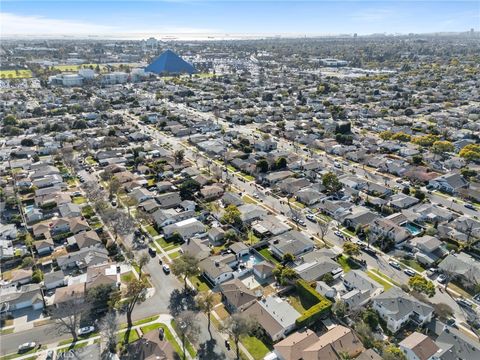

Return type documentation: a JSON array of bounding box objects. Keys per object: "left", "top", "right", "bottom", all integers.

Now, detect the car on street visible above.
[
  {"left": 437, "top": 274, "right": 447, "bottom": 283},
  {"left": 18, "top": 342, "right": 36, "bottom": 353},
  {"left": 464, "top": 203, "right": 477, "bottom": 211},
  {"left": 445, "top": 318, "right": 458, "bottom": 328},
  {"left": 389, "top": 261, "right": 401, "bottom": 270},
  {"left": 426, "top": 268, "right": 438, "bottom": 278},
  {"left": 253, "top": 193, "right": 260, "bottom": 199},
  {"left": 306, "top": 213, "right": 316, "bottom": 222},
  {"left": 456, "top": 298, "right": 473, "bottom": 309},
  {"left": 148, "top": 247, "right": 157, "bottom": 257},
  {"left": 334, "top": 231, "right": 344, "bottom": 238},
  {"left": 362, "top": 247, "right": 377, "bottom": 257},
  {"left": 403, "top": 269, "right": 415, "bottom": 277},
  {"left": 162, "top": 264, "right": 170, "bottom": 274},
  {"left": 78, "top": 326, "right": 95, "bottom": 336}
]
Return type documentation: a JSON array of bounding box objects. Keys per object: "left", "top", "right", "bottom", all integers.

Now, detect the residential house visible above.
[
  {"left": 156, "top": 192, "right": 182, "bottom": 209},
  {"left": 43, "top": 270, "right": 66, "bottom": 290},
  {"left": 34, "top": 238, "right": 54, "bottom": 256},
  {"left": 58, "top": 202, "right": 82, "bottom": 218},
  {"left": 389, "top": 193, "right": 420, "bottom": 210},
  {"left": 369, "top": 218, "right": 410, "bottom": 246},
  {"left": 238, "top": 204, "right": 267, "bottom": 224},
  {"left": 163, "top": 218, "right": 206, "bottom": 240},
  {"left": 207, "top": 227, "right": 225, "bottom": 245},
  {"left": 434, "top": 325, "right": 480, "bottom": 360},
  {"left": 269, "top": 230, "right": 314, "bottom": 259},
  {"left": 130, "top": 188, "right": 154, "bottom": 203},
  {"left": 438, "top": 252, "right": 480, "bottom": 287},
  {"left": 372, "top": 288, "right": 434, "bottom": 333},
  {"left": 56, "top": 247, "right": 109, "bottom": 270},
  {"left": 244, "top": 295, "right": 301, "bottom": 341},
  {"left": 200, "top": 185, "right": 224, "bottom": 200},
  {"left": 294, "top": 254, "right": 342, "bottom": 282},
  {"left": 68, "top": 230, "right": 102, "bottom": 250},
  {"left": 252, "top": 215, "right": 291, "bottom": 238},
  {"left": 341, "top": 270, "right": 383, "bottom": 310},
  {"left": 399, "top": 332, "right": 439, "bottom": 360},
  {"left": 219, "top": 278, "right": 258, "bottom": 312},
  {"left": 152, "top": 208, "right": 195, "bottom": 228},
  {"left": 0, "top": 284, "right": 44, "bottom": 311},
  {"left": 429, "top": 173, "right": 468, "bottom": 194},
  {"left": 199, "top": 254, "right": 236, "bottom": 285}
]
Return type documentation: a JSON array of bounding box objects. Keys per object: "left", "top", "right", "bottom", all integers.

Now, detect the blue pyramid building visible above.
[{"left": 145, "top": 50, "right": 197, "bottom": 75}]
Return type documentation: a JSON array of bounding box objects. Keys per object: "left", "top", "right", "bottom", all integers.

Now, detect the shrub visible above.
[{"left": 295, "top": 279, "right": 332, "bottom": 327}]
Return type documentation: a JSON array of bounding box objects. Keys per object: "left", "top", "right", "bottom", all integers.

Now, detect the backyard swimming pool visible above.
[{"left": 403, "top": 222, "right": 423, "bottom": 236}]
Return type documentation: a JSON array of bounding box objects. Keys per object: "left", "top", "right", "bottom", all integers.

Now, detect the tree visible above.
[
  {"left": 173, "top": 149, "right": 185, "bottom": 165},
  {"left": 413, "top": 188, "right": 426, "bottom": 201},
  {"left": 137, "top": 252, "right": 151, "bottom": 279},
  {"left": 321, "top": 272, "right": 335, "bottom": 285},
  {"left": 317, "top": 221, "right": 330, "bottom": 241},
  {"left": 412, "top": 134, "right": 439, "bottom": 147},
  {"left": 32, "top": 269, "right": 44, "bottom": 283},
  {"left": 332, "top": 300, "right": 347, "bottom": 319},
  {"left": 355, "top": 321, "right": 374, "bottom": 348},
  {"left": 256, "top": 159, "right": 269, "bottom": 173},
  {"left": 179, "top": 179, "right": 200, "bottom": 200},
  {"left": 21, "top": 256, "right": 34, "bottom": 268},
  {"left": 176, "top": 310, "right": 200, "bottom": 360},
  {"left": 20, "top": 138, "right": 34, "bottom": 147},
  {"left": 408, "top": 274, "right": 436, "bottom": 297},
  {"left": 412, "top": 154, "right": 423, "bottom": 165},
  {"left": 432, "top": 140, "right": 454, "bottom": 158},
  {"left": 274, "top": 157, "right": 287, "bottom": 170},
  {"left": 108, "top": 178, "right": 121, "bottom": 200},
  {"left": 382, "top": 345, "right": 407, "bottom": 360},
  {"left": 171, "top": 254, "right": 200, "bottom": 291},
  {"left": 3, "top": 115, "right": 17, "bottom": 126},
  {"left": 459, "top": 144, "right": 480, "bottom": 162},
  {"left": 122, "top": 279, "right": 147, "bottom": 343},
  {"left": 221, "top": 204, "right": 242, "bottom": 227},
  {"left": 391, "top": 132, "right": 411, "bottom": 142},
  {"left": 196, "top": 292, "right": 216, "bottom": 338},
  {"left": 86, "top": 283, "right": 118, "bottom": 315},
  {"left": 109, "top": 211, "right": 135, "bottom": 241},
  {"left": 379, "top": 130, "right": 393, "bottom": 140},
  {"left": 361, "top": 309, "right": 379, "bottom": 330},
  {"left": 343, "top": 242, "right": 361, "bottom": 257},
  {"left": 100, "top": 311, "right": 118, "bottom": 355},
  {"left": 282, "top": 253, "right": 295, "bottom": 264},
  {"left": 272, "top": 265, "right": 297, "bottom": 285},
  {"left": 322, "top": 172, "right": 342, "bottom": 195},
  {"left": 221, "top": 313, "right": 258, "bottom": 360},
  {"left": 51, "top": 300, "right": 92, "bottom": 342}
]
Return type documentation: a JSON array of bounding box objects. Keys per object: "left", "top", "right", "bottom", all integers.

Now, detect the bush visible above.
[{"left": 295, "top": 279, "right": 332, "bottom": 327}]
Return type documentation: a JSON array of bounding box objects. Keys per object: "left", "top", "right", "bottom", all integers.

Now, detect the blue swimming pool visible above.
[
  {"left": 403, "top": 223, "right": 423, "bottom": 236},
  {"left": 239, "top": 253, "right": 264, "bottom": 267}
]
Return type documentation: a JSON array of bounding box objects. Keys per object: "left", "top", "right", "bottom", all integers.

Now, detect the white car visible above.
[
  {"left": 389, "top": 261, "right": 401, "bottom": 270},
  {"left": 163, "top": 264, "right": 171, "bottom": 274},
  {"left": 437, "top": 274, "right": 448, "bottom": 284},
  {"left": 403, "top": 269, "right": 415, "bottom": 277},
  {"left": 18, "top": 342, "right": 36, "bottom": 352},
  {"left": 78, "top": 326, "right": 95, "bottom": 336},
  {"left": 334, "top": 231, "right": 344, "bottom": 238},
  {"left": 306, "top": 214, "right": 316, "bottom": 222}
]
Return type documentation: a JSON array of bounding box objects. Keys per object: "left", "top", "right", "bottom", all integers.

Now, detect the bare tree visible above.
[
  {"left": 50, "top": 300, "right": 92, "bottom": 343},
  {"left": 100, "top": 311, "right": 118, "bottom": 356},
  {"left": 221, "top": 313, "right": 258, "bottom": 360},
  {"left": 137, "top": 252, "right": 150, "bottom": 279},
  {"left": 176, "top": 311, "right": 200, "bottom": 360},
  {"left": 196, "top": 292, "right": 216, "bottom": 338},
  {"left": 317, "top": 220, "right": 330, "bottom": 241},
  {"left": 173, "top": 149, "right": 185, "bottom": 165},
  {"left": 109, "top": 211, "right": 135, "bottom": 242},
  {"left": 122, "top": 279, "right": 147, "bottom": 343}
]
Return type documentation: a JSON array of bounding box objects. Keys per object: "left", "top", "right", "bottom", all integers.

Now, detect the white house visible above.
[{"left": 372, "top": 288, "right": 434, "bottom": 333}]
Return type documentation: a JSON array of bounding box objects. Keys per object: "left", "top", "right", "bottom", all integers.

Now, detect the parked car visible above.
[
  {"left": 334, "top": 231, "right": 344, "bottom": 238},
  {"left": 426, "top": 268, "right": 438, "bottom": 278},
  {"left": 403, "top": 269, "right": 415, "bottom": 277},
  {"left": 18, "top": 342, "right": 36, "bottom": 353},
  {"left": 437, "top": 274, "right": 447, "bottom": 284},
  {"left": 389, "top": 261, "right": 401, "bottom": 270},
  {"left": 162, "top": 264, "right": 170, "bottom": 274},
  {"left": 362, "top": 247, "right": 377, "bottom": 257},
  {"left": 464, "top": 203, "right": 477, "bottom": 211},
  {"left": 456, "top": 298, "right": 473, "bottom": 309},
  {"left": 78, "top": 326, "right": 95, "bottom": 336},
  {"left": 306, "top": 213, "right": 316, "bottom": 222},
  {"left": 445, "top": 318, "right": 458, "bottom": 328},
  {"left": 148, "top": 247, "right": 157, "bottom": 257}
]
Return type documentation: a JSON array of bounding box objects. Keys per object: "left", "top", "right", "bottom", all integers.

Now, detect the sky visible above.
[{"left": 1, "top": 1, "right": 479, "bottom": 38}]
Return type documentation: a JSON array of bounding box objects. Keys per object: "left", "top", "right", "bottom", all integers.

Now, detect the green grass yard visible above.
[
  {"left": 145, "top": 225, "right": 159, "bottom": 237},
  {"left": 366, "top": 270, "right": 396, "bottom": 291},
  {"left": 72, "top": 196, "right": 87, "bottom": 205},
  {"left": 257, "top": 248, "right": 280, "bottom": 264},
  {"left": 0, "top": 70, "right": 32, "bottom": 79},
  {"left": 400, "top": 259, "right": 425, "bottom": 272},
  {"left": 240, "top": 336, "right": 271, "bottom": 360}
]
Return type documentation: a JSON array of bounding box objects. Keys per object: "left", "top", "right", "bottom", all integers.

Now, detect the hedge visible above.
[{"left": 295, "top": 279, "right": 332, "bottom": 327}]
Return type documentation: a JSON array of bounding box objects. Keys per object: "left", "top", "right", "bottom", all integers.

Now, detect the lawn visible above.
[
  {"left": 145, "top": 225, "right": 159, "bottom": 237},
  {"left": 72, "top": 196, "right": 87, "bottom": 205},
  {"left": 81, "top": 205, "right": 95, "bottom": 218},
  {"left": 400, "top": 259, "right": 425, "bottom": 272},
  {"left": 0, "top": 70, "right": 32, "bottom": 79},
  {"left": 154, "top": 237, "right": 179, "bottom": 251},
  {"left": 241, "top": 173, "right": 255, "bottom": 182},
  {"left": 189, "top": 274, "right": 212, "bottom": 292},
  {"left": 337, "top": 255, "right": 361, "bottom": 273},
  {"left": 121, "top": 271, "right": 135, "bottom": 283},
  {"left": 240, "top": 336, "right": 271, "bottom": 360},
  {"left": 288, "top": 295, "right": 309, "bottom": 313},
  {"left": 366, "top": 271, "right": 393, "bottom": 291},
  {"left": 246, "top": 231, "right": 260, "bottom": 245},
  {"left": 370, "top": 269, "right": 401, "bottom": 287},
  {"left": 227, "top": 165, "right": 237, "bottom": 173},
  {"left": 169, "top": 250, "right": 181, "bottom": 259},
  {"left": 85, "top": 156, "right": 97, "bottom": 165},
  {"left": 257, "top": 247, "right": 280, "bottom": 265},
  {"left": 57, "top": 342, "right": 88, "bottom": 354},
  {"left": 242, "top": 195, "right": 258, "bottom": 205}
]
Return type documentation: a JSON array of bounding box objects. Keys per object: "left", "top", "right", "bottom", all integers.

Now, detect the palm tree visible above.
[{"left": 196, "top": 291, "right": 216, "bottom": 338}]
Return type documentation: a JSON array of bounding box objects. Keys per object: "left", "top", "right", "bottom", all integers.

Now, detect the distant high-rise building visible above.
[{"left": 145, "top": 37, "right": 158, "bottom": 48}]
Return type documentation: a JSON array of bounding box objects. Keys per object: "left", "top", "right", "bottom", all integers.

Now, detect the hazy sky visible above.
[{"left": 1, "top": 1, "right": 478, "bottom": 37}]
